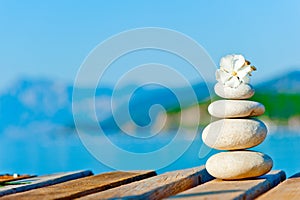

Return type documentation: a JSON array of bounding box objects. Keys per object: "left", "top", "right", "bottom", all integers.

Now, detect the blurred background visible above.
[{"left": 0, "top": 1, "right": 299, "bottom": 177}]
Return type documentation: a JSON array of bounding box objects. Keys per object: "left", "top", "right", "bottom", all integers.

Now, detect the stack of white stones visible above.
[{"left": 202, "top": 81, "right": 273, "bottom": 180}]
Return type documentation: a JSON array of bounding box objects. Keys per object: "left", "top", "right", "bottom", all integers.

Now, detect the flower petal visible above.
[
  {"left": 241, "top": 75, "right": 250, "bottom": 84},
  {"left": 220, "top": 55, "right": 234, "bottom": 71},
  {"left": 237, "top": 65, "right": 252, "bottom": 79},
  {"left": 225, "top": 76, "right": 241, "bottom": 88},
  {"left": 232, "top": 55, "right": 245, "bottom": 71},
  {"left": 216, "top": 69, "right": 232, "bottom": 84}
]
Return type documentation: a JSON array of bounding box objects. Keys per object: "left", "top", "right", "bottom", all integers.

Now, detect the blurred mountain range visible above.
[
  {"left": 0, "top": 70, "right": 299, "bottom": 133},
  {"left": 256, "top": 70, "right": 300, "bottom": 93},
  {"left": 0, "top": 77, "right": 210, "bottom": 133}
]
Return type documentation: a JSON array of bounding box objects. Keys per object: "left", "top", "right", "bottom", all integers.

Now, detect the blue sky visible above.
[{"left": 1, "top": 0, "right": 300, "bottom": 89}]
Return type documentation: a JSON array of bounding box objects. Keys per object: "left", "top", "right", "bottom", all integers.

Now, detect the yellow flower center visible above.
[{"left": 232, "top": 71, "right": 238, "bottom": 76}]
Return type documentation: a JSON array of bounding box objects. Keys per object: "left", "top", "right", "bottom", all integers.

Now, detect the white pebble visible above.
[
  {"left": 202, "top": 118, "right": 267, "bottom": 150},
  {"left": 208, "top": 100, "right": 265, "bottom": 118},
  {"left": 206, "top": 151, "right": 273, "bottom": 180},
  {"left": 214, "top": 82, "right": 255, "bottom": 99}
]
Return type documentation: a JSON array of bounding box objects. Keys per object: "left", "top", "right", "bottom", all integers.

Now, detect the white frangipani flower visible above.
[{"left": 216, "top": 54, "right": 256, "bottom": 88}]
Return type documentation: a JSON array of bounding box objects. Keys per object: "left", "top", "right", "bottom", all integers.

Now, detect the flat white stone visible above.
[
  {"left": 208, "top": 100, "right": 265, "bottom": 118},
  {"left": 206, "top": 151, "right": 273, "bottom": 180},
  {"left": 202, "top": 118, "right": 267, "bottom": 150},
  {"left": 214, "top": 82, "right": 255, "bottom": 99}
]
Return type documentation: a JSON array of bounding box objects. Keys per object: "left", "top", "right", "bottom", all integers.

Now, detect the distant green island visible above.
[
  {"left": 251, "top": 92, "right": 300, "bottom": 125},
  {"left": 164, "top": 92, "right": 300, "bottom": 129}
]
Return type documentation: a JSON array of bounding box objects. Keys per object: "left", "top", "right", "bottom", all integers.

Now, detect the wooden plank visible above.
[
  {"left": 0, "top": 170, "right": 92, "bottom": 197},
  {"left": 1, "top": 170, "right": 156, "bottom": 200},
  {"left": 257, "top": 172, "right": 300, "bottom": 200},
  {"left": 166, "top": 170, "right": 285, "bottom": 200},
  {"left": 0, "top": 175, "right": 36, "bottom": 184},
  {"left": 80, "top": 166, "right": 213, "bottom": 200}
]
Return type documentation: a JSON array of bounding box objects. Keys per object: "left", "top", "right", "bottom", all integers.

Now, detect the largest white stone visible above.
[
  {"left": 206, "top": 151, "right": 273, "bottom": 180},
  {"left": 202, "top": 118, "right": 267, "bottom": 150}
]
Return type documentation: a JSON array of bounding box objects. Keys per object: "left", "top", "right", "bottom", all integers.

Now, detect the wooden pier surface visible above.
[{"left": 0, "top": 166, "right": 298, "bottom": 199}]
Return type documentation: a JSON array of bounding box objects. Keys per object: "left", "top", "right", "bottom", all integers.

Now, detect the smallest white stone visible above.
[{"left": 214, "top": 82, "right": 255, "bottom": 99}]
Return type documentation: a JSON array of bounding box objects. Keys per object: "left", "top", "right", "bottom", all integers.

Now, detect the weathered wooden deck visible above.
[{"left": 0, "top": 166, "right": 298, "bottom": 199}]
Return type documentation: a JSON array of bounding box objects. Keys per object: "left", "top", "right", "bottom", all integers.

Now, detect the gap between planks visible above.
[{"left": 257, "top": 172, "right": 300, "bottom": 200}]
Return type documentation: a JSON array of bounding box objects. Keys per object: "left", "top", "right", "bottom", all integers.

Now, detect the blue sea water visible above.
[{"left": 0, "top": 127, "right": 299, "bottom": 178}]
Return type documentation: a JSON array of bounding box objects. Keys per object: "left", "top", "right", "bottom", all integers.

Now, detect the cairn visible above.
[{"left": 202, "top": 54, "right": 273, "bottom": 180}]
